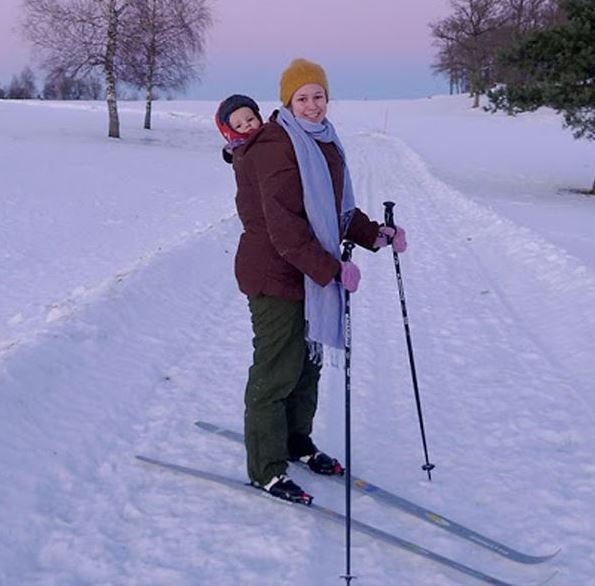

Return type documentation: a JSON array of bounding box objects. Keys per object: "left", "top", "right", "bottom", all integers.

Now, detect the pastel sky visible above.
[{"left": 0, "top": 0, "right": 452, "bottom": 99}]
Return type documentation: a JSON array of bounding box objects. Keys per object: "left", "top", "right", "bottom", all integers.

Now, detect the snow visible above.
[{"left": 1, "top": 94, "right": 594, "bottom": 586}]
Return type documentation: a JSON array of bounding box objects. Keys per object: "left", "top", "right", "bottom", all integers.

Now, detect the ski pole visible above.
[
  {"left": 340, "top": 240, "right": 355, "bottom": 585},
  {"left": 383, "top": 201, "right": 435, "bottom": 481}
]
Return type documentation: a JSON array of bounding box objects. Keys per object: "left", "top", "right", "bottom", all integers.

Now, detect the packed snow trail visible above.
[
  {"left": 2, "top": 111, "right": 595, "bottom": 584},
  {"left": 0, "top": 218, "right": 248, "bottom": 585}
]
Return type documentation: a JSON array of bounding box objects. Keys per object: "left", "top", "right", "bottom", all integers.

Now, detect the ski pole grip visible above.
[
  {"left": 383, "top": 201, "right": 396, "bottom": 229},
  {"left": 341, "top": 240, "right": 355, "bottom": 262}
]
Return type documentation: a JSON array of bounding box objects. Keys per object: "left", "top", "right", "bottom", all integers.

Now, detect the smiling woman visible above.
[
  {"left": 280, "top": 58, "right": 329, "bottom": 123},
  {"left": 225, "top": 57, "right": 407, "bottom": 505}
]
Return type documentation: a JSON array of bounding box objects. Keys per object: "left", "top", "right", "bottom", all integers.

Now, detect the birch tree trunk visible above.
[
  {"left": 105, "top": 0, "right": 120, "bottom": 138},
  {"left": 144, "top": 87, "right": 153, "bottom": 130},
  {"left": 473, "top": 89, "right": 481, "bottom": 108},
  {"left": 143, "top": 12, "right": 157, "bottom": 130}
]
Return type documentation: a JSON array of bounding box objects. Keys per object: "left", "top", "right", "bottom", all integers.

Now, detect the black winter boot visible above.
[
  {"left": 300, "top": 451, "right": 345, "bottom": 476},
  {"left": 252, "top": 474, "right": 313, "bottom": 506}
]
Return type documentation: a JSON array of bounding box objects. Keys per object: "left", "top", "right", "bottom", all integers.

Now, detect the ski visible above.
[
  {"left": 194, "top": 420, "right": 559, "bottom": 565},
  {"left": 136, "top": 455, "right": 556, "bottom": 586}
]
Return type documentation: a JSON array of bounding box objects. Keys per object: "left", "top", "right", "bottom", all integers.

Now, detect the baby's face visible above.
[{"left": 229, "top": 107, "right": 262, "bottom": 134}]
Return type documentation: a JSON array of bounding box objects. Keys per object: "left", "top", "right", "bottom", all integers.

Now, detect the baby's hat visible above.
[
  {"left": 215, "top": 94, "right": 262, "bottom": 145},
  {"left": 217, "top": 94, "right": 261, "bottom": 126}
]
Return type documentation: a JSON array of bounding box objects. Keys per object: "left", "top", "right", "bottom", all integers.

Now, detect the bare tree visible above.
[
  {"left": 42, "top": 67, "right": 104, "bottom": 99},
  {"left": 87, "top": 76, "right": 104, "bottom": 100},
  {"left": 491, "top": 0, "right": 560, "bottom": 84},
  {"left": 7, "top": 66, "right": 37, "bottom": 98},
  {"left": 498, "top": 0, "right": 559, "bottom": 38},
  {"left": 120, "top": 0, "right": 211, "bottom": 129},
  {"left": 431, "top": 0, "right": 509, "bottom": 107},
  {"left": 431, "top": 16, "right": 468, "bottom": 95},
  {"left": 43, "top": 68, "right": 73, "bottom": 99},
  {"left": 431, "top": 0, "right": 562, "bottom": 106},
  {"left": 23, "top": 0, "right": 128, "bottom": 137}
]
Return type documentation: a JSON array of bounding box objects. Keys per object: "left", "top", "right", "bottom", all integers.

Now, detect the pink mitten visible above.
[
  {"left": 392, "top": 226, "right": 407, "bottom": 253},
  {"left": 374, "top": 225, "right": 407, "bottom": 253},
  {"left": 340, "top": 261, "right": 361, "bottom": 292},
  {"left": 373, "top": 226, "right": 396, "bottom": 248}
]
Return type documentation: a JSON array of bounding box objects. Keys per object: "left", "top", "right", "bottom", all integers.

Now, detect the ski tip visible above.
[
  {"left": 545, "top": 546, "right": 562, "bottom": 559},
  {"left": 511, "top": 568, "right": 559, "bottom": 586},
  {"left": 534, "top": 569, "right": 559, "bottom": 586},
  {"left": 524, "top": 546, "right": 561, "bottom": 565}
]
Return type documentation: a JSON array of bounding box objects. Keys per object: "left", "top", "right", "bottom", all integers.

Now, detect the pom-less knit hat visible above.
[
  {"left": 279, "top": 58, "right": 329, "bottom": 106},
  {"left": 217, "top": 94, "right": 261, "bottom": 126}
]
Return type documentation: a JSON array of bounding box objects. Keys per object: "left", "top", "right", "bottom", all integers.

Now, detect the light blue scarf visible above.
[{"left": 276, "top": 106, "right": 355, "bottom": 354}]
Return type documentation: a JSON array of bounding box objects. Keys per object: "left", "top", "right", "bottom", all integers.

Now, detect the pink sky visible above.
[{"left": 0, "top": 0, "right": 452, "bottom": 99}]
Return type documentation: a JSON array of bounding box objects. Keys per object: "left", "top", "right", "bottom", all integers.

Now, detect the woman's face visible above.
[{"left": 290, "top": 83, "right": 327, "bottom": 123}]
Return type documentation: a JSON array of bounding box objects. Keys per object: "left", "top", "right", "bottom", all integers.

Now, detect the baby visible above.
[{"left": 215, "top": 94, "right": 263, "bottom": 163}]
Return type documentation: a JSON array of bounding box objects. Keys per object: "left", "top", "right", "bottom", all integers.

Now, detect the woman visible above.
[{"left": 231, "top": 58, "right": 406, "bottom": 504}]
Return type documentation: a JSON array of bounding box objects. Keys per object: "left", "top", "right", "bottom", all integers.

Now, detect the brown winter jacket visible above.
[{"left": 232, "top": 118, "right": 380, "bottom": 301}]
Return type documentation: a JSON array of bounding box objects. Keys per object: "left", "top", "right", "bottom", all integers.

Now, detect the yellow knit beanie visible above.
[{"left": 279, "top": 58, "right": 329, "bottom": 106}]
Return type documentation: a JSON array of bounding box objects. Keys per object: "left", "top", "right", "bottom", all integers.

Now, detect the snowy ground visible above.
[{"left": 1, "top": 95, "right": 594, "bottom": 586}]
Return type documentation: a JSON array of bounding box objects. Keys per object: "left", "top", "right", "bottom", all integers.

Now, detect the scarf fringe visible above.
[{"left": 307, "top": 340, "right": 345, "bottom": 369}]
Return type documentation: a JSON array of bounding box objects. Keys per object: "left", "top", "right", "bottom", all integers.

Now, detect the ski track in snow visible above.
[
  {"left": 348, "top": 131, "right": 595, "bottom": 583},
  {"left": 2, "top": 111, "right": 595, "bottom": 585}
]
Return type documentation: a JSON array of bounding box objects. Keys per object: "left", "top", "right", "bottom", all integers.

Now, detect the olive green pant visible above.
[{"left": 244, "top": 296, "right": 321, "bottom": 485}]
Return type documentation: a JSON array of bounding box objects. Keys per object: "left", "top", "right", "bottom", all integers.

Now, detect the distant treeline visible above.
[
  {"left": 0, "top": 66, "right": 169, "bottom": 101},
  {"left": 0, "top": 66, "right": 103, "bottom": 100}
]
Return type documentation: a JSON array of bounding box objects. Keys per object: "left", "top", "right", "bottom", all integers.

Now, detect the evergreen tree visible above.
[{"left": 487, "top": 0, "right": 595, "bottom": 192}]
